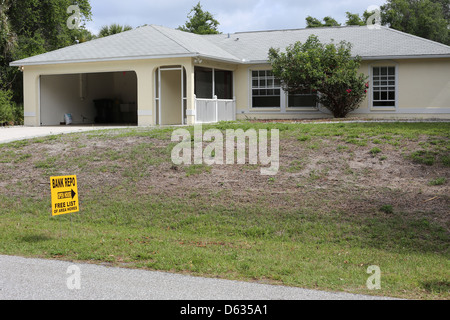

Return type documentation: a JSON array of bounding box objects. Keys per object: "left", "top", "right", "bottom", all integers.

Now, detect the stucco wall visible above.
[
  {"left": 22, "top": 57, "right": 195, "bottom": 126},
  {"left": 235, "top": 58, "right": 450, "bottom": 120},
  {"left": 21, "top": 56, "right": 450, "bottom": 127}
]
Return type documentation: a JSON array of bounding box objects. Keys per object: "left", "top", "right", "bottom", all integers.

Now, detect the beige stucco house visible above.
[{"left": 10, "top": 25, "right": 450, "bottom": 126}]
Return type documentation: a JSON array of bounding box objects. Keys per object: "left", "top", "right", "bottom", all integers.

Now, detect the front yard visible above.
[{"left": 0, "top": 121, "right": 448, "bottom": 299}]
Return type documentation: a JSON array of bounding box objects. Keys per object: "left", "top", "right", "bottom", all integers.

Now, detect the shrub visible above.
[
  {"left": 12, "top": 102, "right": 24, "bottom": 125},
  {"left": 0, "top": 89, "right": 14, "bottom": 124},
  {"left": 269, "top": 35, "right": 369, "bottom": 118}
]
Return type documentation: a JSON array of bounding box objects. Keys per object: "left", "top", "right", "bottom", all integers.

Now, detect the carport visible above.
[{"left": 39, "top": 71, "right": 137, "bottom": 126}]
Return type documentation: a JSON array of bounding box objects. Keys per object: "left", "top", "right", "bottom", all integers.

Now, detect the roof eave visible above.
[
  {"left": 9, "top": 53, "right": 199, "bottom": 67},
  {"left": 360, "top": 54, "right": 450, "bottom": 60},
  {"left": 240, "top": 54, "right": 450, "bottom": 65}
]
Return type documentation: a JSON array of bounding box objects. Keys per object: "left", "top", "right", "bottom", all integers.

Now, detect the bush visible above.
[
  {"left": 269, "top": 35, "right": 369, "bottom": 118},
  {"left": 0, "top": 89, "right": 14, "bottom": 124},
  {"left": 11, "top": 102, "right": 24, "bottom": 125},
  {"left": 0, "top": 90, "right": 23, "bottom": 125}
]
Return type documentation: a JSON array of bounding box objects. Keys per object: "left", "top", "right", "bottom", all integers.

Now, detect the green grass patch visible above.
[
  {"left": 428, "top": 177, "right": 446, "bottom": 186},
  {"left": 185, "top": 164, "right": 212, "bottom": 177},
  {"left": 370, "top": 147, "right": 382, "bottom": 156},
  {"left": 409, "top": 150, "right": 436, "bottom": 166},
  {"left": 0, "top": 121, "right": 449, "bottom": 300}
]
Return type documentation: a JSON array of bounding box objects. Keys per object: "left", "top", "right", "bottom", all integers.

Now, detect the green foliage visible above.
[
  {"left": 409, "top": 150, "right": 436, "bottom": 165},
  {"left": 381, "top": 0, "right": 449, "bottom": 45},
  {"left": 370, "top": 147, "right": 382, "bottom": 155},
  {"left": 345, "top": 12, "right": 367, "bottom": 26},
  {"left": 98, "top": 24, "right": 133, "bottom": 38},
  {"left": 8, "top": 0, "right": 92, "bottom": 53},
  {"left": 11, "top": 101, "right": 23, "bottom": 125},
  {"left": 177, "top": 2, "right": 221, "bottom": 35},
  {"left": 1, "top": 0, "right": 93, "bottom": 104},
  {"left": 428, "top": 177, "right": 446, "bottom": 186},
  {"left": 307, "top": 1, "right": 449, "bottom": 45},
  {"left": 306, "top": 15, "right": 341, "bottom": 28},
  {"left": 0, "top": 89, "right": 14, "bottom": 123},
  {"left": 380, "top": 204, "right": 394, "bottom": 214},
  {"left": 268, "top": 35, "right": 369, "bottom": 118}
]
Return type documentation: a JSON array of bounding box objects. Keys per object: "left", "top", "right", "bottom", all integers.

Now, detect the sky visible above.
[{"left": 84, "top": 0, "right": 387, "bottom": 35}]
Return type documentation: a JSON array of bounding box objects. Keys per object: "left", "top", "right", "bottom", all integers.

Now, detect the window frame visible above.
[
  {"left": 251, "top": 70, "right": 282, "bottom": 109},
  {"left": 370, "top": 64, "right": 398, "bottom": 110},
  {"left": 194, "top": 66, "right": 234, "bottom": 100},
  {"left": 287, "top": 89, "right": 319, "bottom": 109},
  {"left": 250, "top": 69, "right": 320, "bottom": 111}
]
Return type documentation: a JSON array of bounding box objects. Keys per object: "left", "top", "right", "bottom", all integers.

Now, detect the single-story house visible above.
[{"left": 10, "top": 24, "right": 450, "bottom": 126}]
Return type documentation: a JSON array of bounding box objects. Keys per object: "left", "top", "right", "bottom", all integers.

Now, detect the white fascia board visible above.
[
  {"left": 9, "top": 53, "right": 199, "bottom": 67},
  {"left": 240, "top": 54, "right": 450, "bottom": 65},
  {"left": 196, "top": 54, "right": 241, "bottom": 64},
  {"left": 11, "top": 53, "right": 242, "bottom": 67},
  {"left": 361, "top": 54, "right": 450, "bottom": 60}
]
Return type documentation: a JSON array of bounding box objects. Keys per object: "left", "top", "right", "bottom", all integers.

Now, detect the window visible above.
[
  {"left": 372, "top": 66, "right": 396, "bottom": 107},
  {"left": 195, "top": 67, "right": 233, "bottom": 100},
  {"left": 288, "top": 89, "right": 318, "bottom": 108},
  {"left": 195, "top": 67, "right": 213, "bottom": 99},
  {"left": 214, "top": 69, "right": 233, "bottom": 100},
  {"left": 252, "top": 70, "right": 281, "bottom": 108}
]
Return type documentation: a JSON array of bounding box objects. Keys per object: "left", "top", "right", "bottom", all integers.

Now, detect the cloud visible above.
[{"left": 85, "top": 0, "right": 387, "bottom": 35}]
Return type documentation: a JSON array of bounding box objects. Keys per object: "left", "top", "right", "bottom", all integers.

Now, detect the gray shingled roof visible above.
[
  {"left": 205, "top": 26, "right": 450, "bottom": 62},
  {"left": 10, "top": 25, "right": 450, "bottom": 67},
  {"left": 10, "top": 25, "right": 241, "bottom": 66}
]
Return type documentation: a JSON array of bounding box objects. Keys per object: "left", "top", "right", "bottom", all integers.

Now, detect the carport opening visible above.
[{"left": 39, "top": 71, "right": 138, "bottom": 126}]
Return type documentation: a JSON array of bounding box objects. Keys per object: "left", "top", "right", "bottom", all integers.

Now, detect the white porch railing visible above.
[{"left": 194, "top": 95, "right": 236, "bottom": 124}]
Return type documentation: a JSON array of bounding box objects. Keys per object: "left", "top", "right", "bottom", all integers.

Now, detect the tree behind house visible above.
[
  {"left": 177, "top": 2, "right": 221, "bottom": 35},
  {"left": 98, "top": 24, "right": 133, "bottom": 38}
]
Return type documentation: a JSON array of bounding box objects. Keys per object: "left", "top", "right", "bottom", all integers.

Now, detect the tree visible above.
[
  {"left": 178, "top": 2, "right": 220, "bottom": 34},
  {"left": 8, "top": 0, "right": 92, "bottom": 55},
  {"left": 268, "top": 35, "right": 369, "bottom": 118},
  {"left": 306, "top": 16, "right": 341, "bottom": 28},
  {"left": 98, "top": 24, "right": 133, "bottom": 38},
  {"left": 381, "top": 0, "right": 449, "bottom": 45},
  {"left": 1, "top": 0, "right": 92, "bottom": 105},
  {"left": 0, "top": 0, "right": 17, "bottom": 90},
  {"left": 305, "top": 16, "right": 324, "bottom": 28},
  {"left": 345, "top": 12, "right": 366, "bottom": 26}
]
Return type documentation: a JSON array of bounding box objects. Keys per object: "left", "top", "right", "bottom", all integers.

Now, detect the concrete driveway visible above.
[{"left": 0, "top": 125, "right": 132, "bottom": 144}]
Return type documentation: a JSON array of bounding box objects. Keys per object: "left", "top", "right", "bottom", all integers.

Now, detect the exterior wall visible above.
[
  {"left": 21, "top": 56, "right": 450, "bottom": 127},
  {"left": 21, "top": 57, "right": 195, "bottom": 126},
  {"left": 353, "top": 59, "right": 450, "bottom": 118},
  {"left": 234, "top": 58, "right": 450, "bottom": 120}
]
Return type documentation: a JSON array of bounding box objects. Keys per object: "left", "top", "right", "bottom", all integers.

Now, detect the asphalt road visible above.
[{"left": 0, "top": 255, "right": 395, "bottom": 300}]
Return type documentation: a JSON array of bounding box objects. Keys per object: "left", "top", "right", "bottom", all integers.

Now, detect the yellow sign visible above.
[{"left": 50, "top": 175, "right": 79, "bottom": 216}]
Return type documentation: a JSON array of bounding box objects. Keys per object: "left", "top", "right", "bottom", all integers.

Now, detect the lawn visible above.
[{"left": 0, "top": 121, "right": 449, "bottom": 299}]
